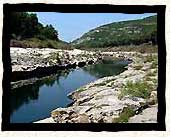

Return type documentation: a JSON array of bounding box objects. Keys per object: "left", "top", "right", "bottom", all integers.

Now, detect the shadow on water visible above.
[
  {"left": 10, "top": 59, "right": 130, "bottom": 123},
  {"left": 10, "top": 70, "right": 71, "bottom": 115}
]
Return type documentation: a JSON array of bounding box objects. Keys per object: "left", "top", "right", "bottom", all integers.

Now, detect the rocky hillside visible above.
[{"left": 72, "top": 15, "right": 157, "bottom": 48}]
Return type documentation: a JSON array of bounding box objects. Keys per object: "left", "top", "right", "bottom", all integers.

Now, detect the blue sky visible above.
[{"left": 35, "top": 13, "right": 156, "bottom": 42}]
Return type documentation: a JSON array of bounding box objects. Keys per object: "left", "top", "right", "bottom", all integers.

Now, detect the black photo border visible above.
[{"left": 2, "top": 4, "right": 166, "bottom": 131}]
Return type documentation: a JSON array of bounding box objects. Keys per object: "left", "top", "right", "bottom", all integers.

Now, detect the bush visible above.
[{"left": 112, "top": 107, "right": 135, "bottom": 123}]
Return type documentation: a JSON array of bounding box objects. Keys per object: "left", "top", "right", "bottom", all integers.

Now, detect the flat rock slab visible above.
[{"left": 128, "top": 105, "right": 157, "bottom": 123}]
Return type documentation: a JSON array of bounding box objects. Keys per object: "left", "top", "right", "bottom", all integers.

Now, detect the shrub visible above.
[
  {"left": 119, "top": 81, "right": 153, "bottom": 99},
  {"left": 112, "top": 107, "right": 135, "bottom": 123}
]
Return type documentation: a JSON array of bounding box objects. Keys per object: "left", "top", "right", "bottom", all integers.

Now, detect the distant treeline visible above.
[{"left": 9, "top": 12, "right": 58, "bottom": 41}]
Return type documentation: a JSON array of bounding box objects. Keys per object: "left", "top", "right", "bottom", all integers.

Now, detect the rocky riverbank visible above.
[
  {"left": 11, "top": 48, "right": 102, "bottom": 82},
  {"left": 35, "top": 51, "right": 158, "bottom": 123},
  {"left": 11, "top": 48, "right": 101, "bottom": 71}
]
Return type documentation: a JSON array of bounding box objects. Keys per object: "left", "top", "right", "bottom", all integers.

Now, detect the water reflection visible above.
[
  {"left": 10, "top": 60, "right": 129, "bottom": 123},
  {"left": 83, "top": 59, "right": 129, "bottom": 78},
  {"left": 10, "top": 70, "right": 71, "bottom": 115}
]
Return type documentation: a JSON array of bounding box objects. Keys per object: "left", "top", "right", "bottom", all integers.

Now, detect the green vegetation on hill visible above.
[
  {"left": 72, "top": 15, "right": 157, "bottom": 48},
  {"left": 9, "top": 12, "right": 71, "bottom": 49},
  {"left": 10, "top": 12, "right": 58, "bottom": 40}
]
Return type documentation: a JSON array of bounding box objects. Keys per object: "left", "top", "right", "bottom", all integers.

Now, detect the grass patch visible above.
[
  {"left": 119, "top": 81, "right": 153, "bottom": 99},
  {"left": 112, "top": 107, "right": 135, "bottom": 123}
]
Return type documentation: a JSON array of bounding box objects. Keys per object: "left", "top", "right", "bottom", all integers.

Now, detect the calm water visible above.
[{"left": 10, "top": 59, "right": 129, "bottom": 123}]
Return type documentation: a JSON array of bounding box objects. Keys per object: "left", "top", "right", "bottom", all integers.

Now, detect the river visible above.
[{"left": 10, "top": 59, "right": 129, "bottom": 123}]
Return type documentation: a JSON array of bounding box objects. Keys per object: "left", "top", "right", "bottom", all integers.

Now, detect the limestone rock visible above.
[
  {"left": 147, "top": 91, "right": 157, "bottom": 105},
  {"left": 72, "top": 113, "right": 90, "bottom": 123},
  {"left": 128, "top": 105, "right": 157, "bottom": 123}
]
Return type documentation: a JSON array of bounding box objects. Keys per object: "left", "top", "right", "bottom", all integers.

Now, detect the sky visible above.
[{"left": 35, "top": 13, "right": 156, "bottom": 42}]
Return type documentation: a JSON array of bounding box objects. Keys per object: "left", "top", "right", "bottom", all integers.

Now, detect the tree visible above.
[
  {"left": 39, "top": 24, "right": 58, "bottom": 40},
  {"left": 9, "top": 12, "right": 59, "bottom": 40}
]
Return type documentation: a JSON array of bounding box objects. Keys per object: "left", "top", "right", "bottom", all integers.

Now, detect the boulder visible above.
[
  {"left": 147, "top": 91, "right": 157, "bottom": 105},
  {"left": 78, "top": 62, "right": 86, "bottom": 67},
  {"left": 88, "top": 60, "right": 94, "bottom": 64}
]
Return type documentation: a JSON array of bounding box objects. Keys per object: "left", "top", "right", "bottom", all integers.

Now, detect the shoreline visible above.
[
  {"left": 11, "top": 47, "right": 102, "bottom": 82},
  {"left": 11, "top": 48, "right": 105, "bottom": 89},
  {"left": 35, "top": 51, "right": 158, "bottom": 123}
]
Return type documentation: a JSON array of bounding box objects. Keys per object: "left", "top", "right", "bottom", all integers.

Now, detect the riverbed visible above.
[{"left": 10, "top": 59, "right": 129, "bottom": 123}]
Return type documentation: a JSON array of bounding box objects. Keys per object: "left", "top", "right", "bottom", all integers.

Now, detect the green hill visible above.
[
  {"left": 9, "top": 12, "right": 73, "bottom": 49},
  {"left": 71, "top": 15, "right": 157, "bottom": 48}
]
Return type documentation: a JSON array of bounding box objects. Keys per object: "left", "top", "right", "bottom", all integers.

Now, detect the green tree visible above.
[{"left": 9, "top": 12, "right": 59, "bottom": 41}]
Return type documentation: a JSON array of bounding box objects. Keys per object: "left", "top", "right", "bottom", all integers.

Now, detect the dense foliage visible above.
[
  {"left": 9, "top": 12, "right": 73, "bottom": 49},
  {"left": 9, "top": 12, "right": 58, "bottom": 40},
  {"left": 72, "top": 15, "right": 157, "bottom": 48}
]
